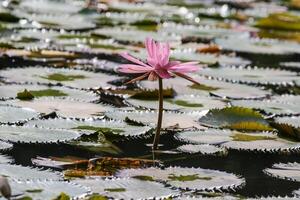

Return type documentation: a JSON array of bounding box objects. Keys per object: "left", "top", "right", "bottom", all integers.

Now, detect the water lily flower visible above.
[
  {"left": 118, "top": 37, "right": 200, "bottom": 84},
  {"left": 118, "top": 37, "right": 201, "bottom": 150}
]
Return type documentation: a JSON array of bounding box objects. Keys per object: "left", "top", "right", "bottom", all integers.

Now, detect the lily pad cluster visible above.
[{"left": 0, "top": 0, "right": 300, "bottom": 199}]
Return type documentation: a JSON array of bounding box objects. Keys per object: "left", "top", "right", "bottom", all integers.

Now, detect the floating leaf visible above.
[
  {"left": 138, "top": 76, "right": 271, "bottom": 99},
  {"left": 177, "top": 144, "right": 227, "bottom": 155},
  {"left": 26, "top": 118, "right": 152, "bottom": 138},
  {"left": 161, "top": 22, "right": 245, "bottom": 41},
  {"left": 275, "top": 116, "right": 300, "bottom": 129},
  {"left": 106, "top": 110, "right": 206, "bottom": 129},
  {"left": 0, "top": 141, "right": 13, "bottom": 151},
  {"left": 6, "top": 180, "right": 89, "bottom": 199},
  {"left": 216, "top": 36, "right": 300, "bottom": 55},
  {"left": 0, "top": 155, "right": 12, "bottom": 164},
  {"left": 0, "top": 105, "right": 38, "bottom": 124},
  {"left": 0, "top": 125, "right": 80, "bottom": 144},
  {"left": 127, "top": 95, "right": 226, "bottom": 112},
  {"left": 256, "top": 12, "right": 300, "bottom": 31},
  {"left": 175, "top": 129, "right": 298, "bottom": 153},
  {"left": 231, "top": 100, "right": 300, "bottom": 115},
  {"left": 198, "top": 66, "right": 299, "bottom": 85},
  {"left": 92, "top": 28, "right": 180, "bottom": 44},
  {"left": 72, "top": 177, "right": 178, "bottom": 199},
  {"left": 116, "top": 167, "right": 244, "bottom": 191},
  {"left": 0, "top": 67, "right": 118, "bottom": 89},
  {"left": 0, "top": 84, "right": 97, "bottom": 102},
  {"left": 198, "top": 107, "right": 272, "bottom": 131},
  {"left": 18, "top": 0, "right": 83, "bottom": 14},
  {"left": 0, "top": 164, "right": 62, "bottom": 180},
  {"left": 264, "top": 162, "right": 300, "bottom": 182},
  {"left": 4, "top": 98, "right": 113, "bottom": 119}
]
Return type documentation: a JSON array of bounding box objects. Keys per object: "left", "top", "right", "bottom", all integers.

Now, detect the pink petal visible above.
[
  {"left": 168, "top": 62, "right": 200, "bottom": 73},
  {"left": 119, "top": 53, "right": 151, "bottom": 68},
  {"left": 145, "top": 37, "right": 154, "bottom": 58},
  {"left": 155, "top": 68, "right": 172, "bottom": 79},
  {"left": 118, "top": 64, "right": 153, "bottom": 74},
  {"left": 165, "top": 61, "right": 181, "bottom": 69},
  {"left": 148, "top": 71, "right": 158, "bottom": 81},
  {"left": 160, "top": 42, "right": 170, "bottom": 67}
]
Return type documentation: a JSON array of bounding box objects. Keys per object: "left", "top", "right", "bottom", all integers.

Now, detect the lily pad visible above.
[
  {"left": 4, "top": 98, "right": 113, "bottom": 118},
  {"left": 127, "top": 94, "right": 226, "bottom": 112},
  {"left": 26, "top": 118, "right": 152, "bottom": 138},
  {"left": 264, "top": 162, "right": 300, "bottom": 182},
  {"left": 18, "top": 0, "right": 84, "bottom": 14},
  {"left": 0, "top": 155, "right": 12, "bottom": 164},
  {"left": 5, "top": 180, "right": 89, "bottom": 199},
  {"left": 0, "top": 105, "right": 38, "bottom": 124},
  {"left": 231, "top": 100, "right": 300, "bottom": 115},
  {"left": 72, "top": 177, "right": 178, "bottom": 199},
  {"left": 0, "top": 84, "right": 97, "bottom": 102},
  {"left": 275, "top": 116, "right": 300, "bottom": 129},
  {"left": 0, "top": 164, "right": 62, "bottom": 180},
  {"left": 177, "top": 144, "right": 227, "bottom": 155},
  {"left": 198, "top": 66, "right": 299, "bottom": 85},
  {"left": 175, "top": 129, "right": 300, "bottom": 153},
  {"left": 14, "top": 11, "right": 95, "bottom": 30},
  {"left": 256, "top": 12, "right": 300, "bottom": 31},
  {"left": 0, "top": 67, "right": 118, "bottom": 89},
  {"left": 0, "top": 141, "right": 13, "bottom": 152},
  {"left": 92, "top": 28, "right": 180, "bottom": 44},
  {"left": 106, "top": 110, "right": 206, "bottom": 130},
  {"left": 198, "top": 107, "right": 272, "bottom": 131},
  {"left": 161, "top": 22, "right": 245, "bottom": 41},
  {"left": 116, "top": 167, "right": 244, "bottom": 191},
  {"left": 138, "top": 76, "right": 272, "bottom": 99},
  {"left": 215, "top": 36, "right": 300, "bottom": 55},
  {"left": 0, "top": 125, "right": 80, "bottom": 144}
]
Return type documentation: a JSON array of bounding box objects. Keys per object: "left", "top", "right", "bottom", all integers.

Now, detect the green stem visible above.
[{"left": 152, "top": 77, "right": 163, "bottom": 150}]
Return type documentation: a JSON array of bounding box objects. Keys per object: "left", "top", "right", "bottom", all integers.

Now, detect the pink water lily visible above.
[
  {"left": 118, "top": 38, "right": 201, "bottom": 150},
  {"left": 118, "top": 37, "right": 200, "bottom": 84}
]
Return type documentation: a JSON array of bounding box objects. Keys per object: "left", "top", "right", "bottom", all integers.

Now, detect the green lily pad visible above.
[
  {"left": 0, "top": 105, "right": 38, "bottom": 124},
  {"left": 256, "top": 12, "right": 300, "bottom": 31},
  {"left": 0, "top": 84, "right": 97, "bottom": 102},
  {"left": 198, "top": 66, "right": 299, "bottom": 85},
  {"left": 0, "top": 67, "right": 118, "bottom": 89},
  {"left": 26, "top": 118, "right": 152, "bottom": 138},
  {"left": 6, "top": 180, "right": 89, "bottom": 199},
  {"left": 198, "top": 107, "right": 272, "bottom": 131},
  {"left": 0, "top": 125, "right": 80, "bottom": 144},
  {"left": 175, "top": 129, "right": 300, "bottom": 153},
  {"left": 231, "top": 99, "right": 300, "bottom": 115},
  {"left": 4, "top": 98, "right": 113, "bottom": 119},
  {"left": 116, "top": 167, "right": 244, "bottom": 191},
  {"left": 40, "top": 73, "right": 86, "bottom": 82},
  {"left": 264, "top": 162, "right": 300, "bottom": 182},
  {"left": 72, "top": 177, "right": 178, "bottom": 199}
]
